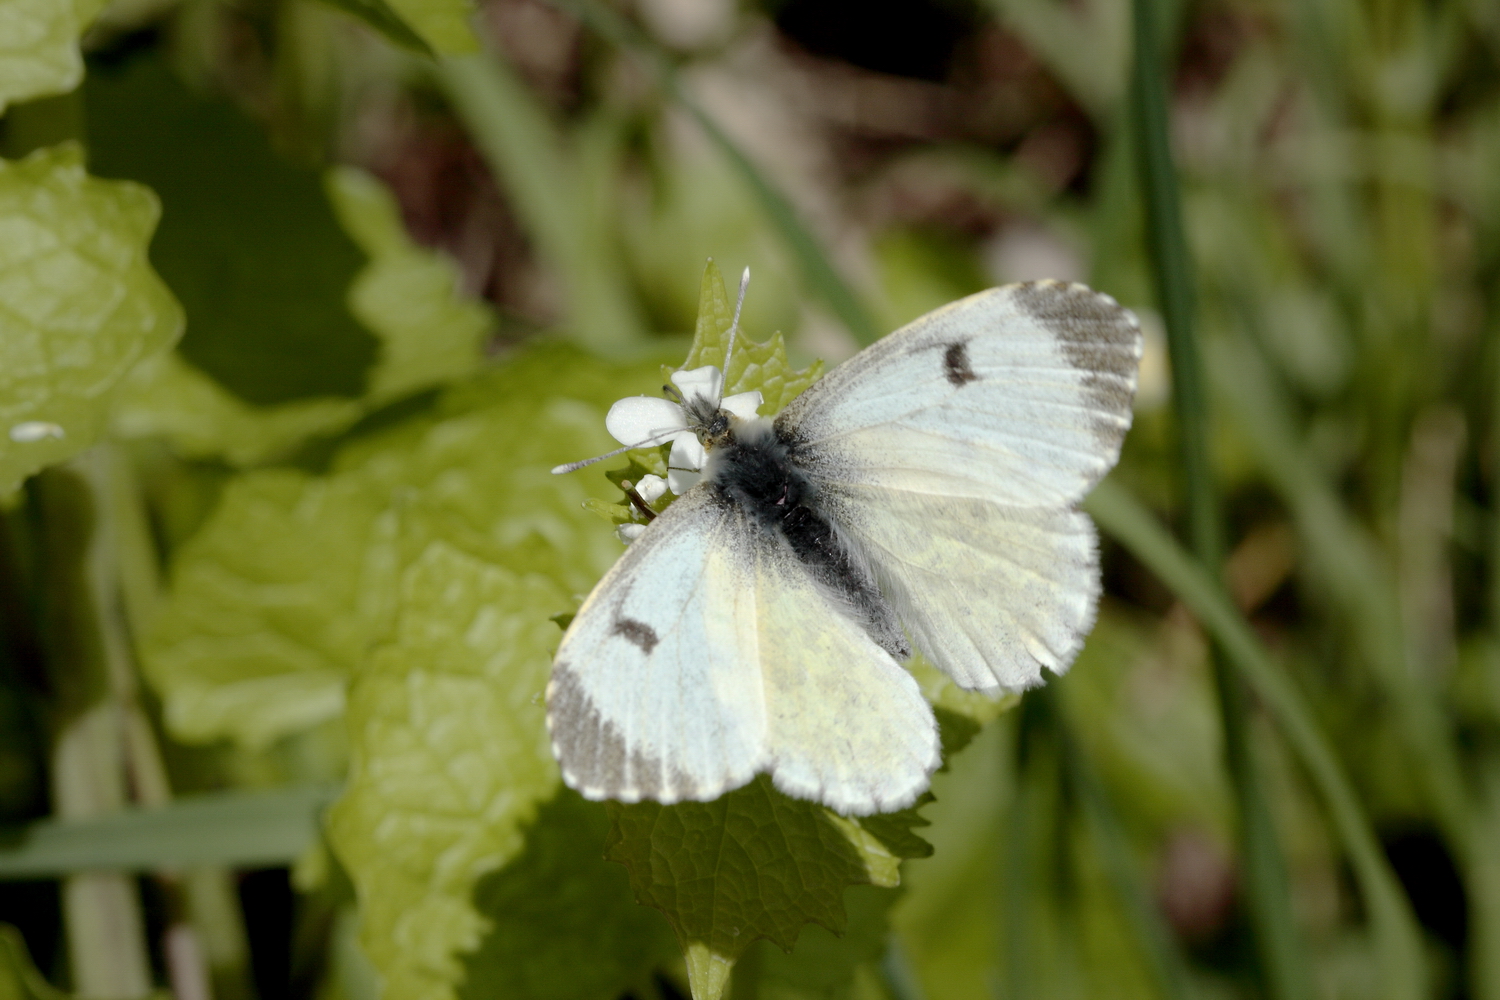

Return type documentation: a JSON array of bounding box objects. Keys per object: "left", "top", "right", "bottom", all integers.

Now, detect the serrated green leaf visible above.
[
  {"left": 325, "top": 167, "right": 492, "bottom": 403},
  {"left": 674, "top": 260, "right": 823, "bottom": 414},
  {"left": 0, "top": 143, "right": 183, "bottom": 496},
  {"left": 327, "top": 539, "right": 566, "bottom": 1000},
  {"left": 734, "top": 885, "right": 900, "bottom": 1000},
  {"left": 459, "top": 790, "right": 677, "bottom": 1000},
  {"left": 142, "top": 468, "right": 398, "bottom": 750},
  {"left": 143, "top": 339, "right": 675, "bottom": 1000},
  {"left": 605, "top": 776, "right": 930, "bottom": 1000},
  {"left": 0, "top": 0, "right": 98, "bottom": 113},
  {"left": 143, "top": 341, "right": 668, "bottom": 753},
  {"left": 111, "top": 351, "right": 363, "bottom": 466},
  {"left": 907, "top": 655, "right": 1017, "bottom": 756}
]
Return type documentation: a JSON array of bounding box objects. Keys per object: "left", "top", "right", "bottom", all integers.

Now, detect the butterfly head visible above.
[{"left": 552, "top": 266, "right": 762, "bottom": 496}]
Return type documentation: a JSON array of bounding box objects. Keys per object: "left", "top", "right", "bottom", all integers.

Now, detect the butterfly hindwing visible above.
[
  {"left": 822, "top": 487, "right": 1101, "bottom": 692},
  {"left": 752, "top": 536, "right": 940, "bottom": 815},
  {"left": 548, "top": 487, "right": 941, "bottom": 815}
]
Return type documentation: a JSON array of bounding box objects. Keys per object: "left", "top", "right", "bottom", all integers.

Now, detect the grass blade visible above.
[
  {"left": 1086, "top": 478, "right": 1426, "bottom": 1000},
  {"left": 1129, "top": 1, "right": 1310, "bottom": 994},
  {"left": 0, "top": 785, "right": 338, "bottom": 877},
  {"left": 1206, "top": 332, "right": 1471, "bottom": 860}
]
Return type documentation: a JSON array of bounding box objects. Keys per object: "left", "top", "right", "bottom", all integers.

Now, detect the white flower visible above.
[
  {"left": 603, "top": 365, "right": 763, "bottom": 495},
  {"left": 634, "top": 474, "right": 668, "bottom": 504},
  {"left": 616, "top": 522, "right": 647, "bottom": 544}
]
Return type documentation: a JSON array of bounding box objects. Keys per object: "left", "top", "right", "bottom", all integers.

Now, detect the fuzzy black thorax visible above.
[{"left": 704, "top": 418, "right": 908, "bottom": 658}]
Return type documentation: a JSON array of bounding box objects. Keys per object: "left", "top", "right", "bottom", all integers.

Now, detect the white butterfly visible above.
[{"left": 548, "top": 276, "right": 1142, "bottom": 816}]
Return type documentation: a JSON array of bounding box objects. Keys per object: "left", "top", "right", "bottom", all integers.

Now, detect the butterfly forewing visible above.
[
  {"left": 777, "top": 281, "right": 1141, "bottom": 507},
  {"left": 779, "top": 281, "right": 1142, "bottom": 693},
  {"left": 548, "top": 490, "right": 765, "bottom": 805}
]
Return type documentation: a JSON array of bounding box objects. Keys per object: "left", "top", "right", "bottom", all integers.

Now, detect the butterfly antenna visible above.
[{"left": 721, "top": 267, "right": 750, "bottom": 401}]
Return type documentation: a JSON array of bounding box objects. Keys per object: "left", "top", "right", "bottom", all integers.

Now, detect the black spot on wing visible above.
[
  {"left": 943, "top": 341, "right": 980, "bottom": 387},
  {"left": 1011, "top": 280, "right": 1142, "bottom": 448},
  {"left": 610, "top": 617, "right": 659, "bottom": 654}
]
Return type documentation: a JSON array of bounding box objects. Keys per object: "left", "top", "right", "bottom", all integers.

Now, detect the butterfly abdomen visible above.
[{"left": 706, "top": 420, "right": 909, "bottom": 659}]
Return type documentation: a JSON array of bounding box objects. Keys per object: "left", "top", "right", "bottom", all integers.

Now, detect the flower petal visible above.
[
  {"left": 720, "top": 390, "right": 763, "bottom": 420},
  {"left": 617, "top": 523, "right": 646, "bottom": 544},
  {"left": 669, "top": 365, "right": 723, "bottom": 408},
  {"left": 667, "top": 432, "right": 707, "bottom": 494},
  {"left": 667, "top": 467, "right": 703, "bottom": 494},
  {"left": 605, "top": 396, "right": 688, "bottom": 448},
  {"left": 634, "top": 474, "right": 668, "bottom": 504},
  {"left": 669, "top": 431, "right": 706, "bottom": 471}
]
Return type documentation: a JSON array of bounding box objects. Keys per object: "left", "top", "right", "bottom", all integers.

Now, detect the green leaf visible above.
[
  {"left": 325, "top": 166, "right": 493, "bottom": 404},
  {"left": 459, "top": 790, "right": 678, "bottom": 1000},
  {"left": 143, "top": 341, "right": 668, "bottom": 753},
  {"left": 143, "top": 339, "right": 673, "bottom": 1000},
  {"left": 0, "top": 143, "right": 183, "bottom": 496},
  {"left": 109, "top": 167, "right": 492, "bottom": 466},
  {"left": 675, "top": 260, "right": 823, "bottom": 414},
  {"left": 604, "top": 777, "right": 930, "bottom": 1000},
  {"left": 110, "top": 351, "right": 363, "bottom": 466},
  {"left": 0, "top": 0, "right": 101, "bottom": 113},
  {"left": 733, "top": 885, "right": 901, "bottom": 1000},
  {"left": 327, "top": 538, "right": 567, "bottom": 1000},
  {"left": 143, "top": 468, "right": 398, "bottom": 750},
  {"left": 84, "top": 52, "right": 376, "bottom": 406}
]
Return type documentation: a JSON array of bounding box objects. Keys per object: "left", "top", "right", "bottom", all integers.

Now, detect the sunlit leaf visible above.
[
  {"left": 328, "top": 539, "right": 567, "bottom": 1000},
  {"left": 143, "top": 468, "right": 397, "bottom": 750},
  {"left": 111, "top": 351, "right": 363, "bottom": 467},
  {"left": 0, "top": 0, "right": 104, "bottom": 112},
  {"left": 325, "top": 166, "right": 492, "bottom": 404},
  {"left": 0, "top": 143, "right": 182, "bottom": 496}
]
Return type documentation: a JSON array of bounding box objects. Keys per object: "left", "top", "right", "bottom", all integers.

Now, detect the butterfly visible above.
[{"left": 548, "top": 276, "right": 1142, "bottom": 816}]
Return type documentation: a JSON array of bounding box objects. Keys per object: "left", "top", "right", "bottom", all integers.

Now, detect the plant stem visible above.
[{"left": 32, "top": 463, "right": 153, "bottom": 999}]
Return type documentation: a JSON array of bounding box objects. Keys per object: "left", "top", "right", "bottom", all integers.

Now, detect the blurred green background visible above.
[{"left": 1, "top": 0, "right": 1498, "bottom": 998}]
